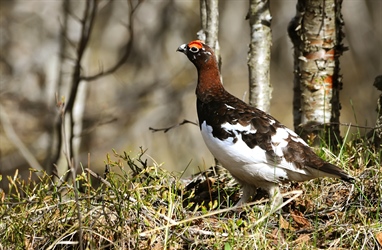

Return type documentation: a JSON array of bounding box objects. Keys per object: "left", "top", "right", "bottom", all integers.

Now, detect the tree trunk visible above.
[
  {"left": 368, "top": 75, "right": 382, "bottom": 149},
  {"left": 198, "top": 0, "right": 223, "bottom": 172},
  {"left": 198, "top": 0, "right": 221, "bottom": 69},
  {"left": 288, "top": 0, "right": 345, "bottom": 146},
  {"left": 247, "top": 0, "right": 272, "bottom": 112}
]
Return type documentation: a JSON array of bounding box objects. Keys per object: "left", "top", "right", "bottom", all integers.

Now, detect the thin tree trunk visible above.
[
  {"left": 368, "top": 75, "right": 382, "bottom": 148},
  {"left": 198, "top": 0, "right": 223, "bottom": 172},
  {"left": 247, "top": 0, "right": 272, "bottom": 112},
  {"left": 198, "top": 0, "right": 221, "bottom": 69},
  {"left": 46, "top": 0, "right": 70, "bottom": 176},
  {"left": 288, "top": 0, "right": 345, "bottom": 146}
]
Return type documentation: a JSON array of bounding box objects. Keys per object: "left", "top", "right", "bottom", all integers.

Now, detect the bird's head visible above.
[{"left": 177, "top": 40, "right": 215, "bottom": 69}]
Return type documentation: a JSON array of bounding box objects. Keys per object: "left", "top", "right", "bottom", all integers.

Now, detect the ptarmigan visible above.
[{"left": 177, "top": 40, "right": 353, "bottom": 210}]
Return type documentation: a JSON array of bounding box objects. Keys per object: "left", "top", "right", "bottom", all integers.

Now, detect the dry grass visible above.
[{"left": 0, "top": 135, "right": 381, "bottom": 249}]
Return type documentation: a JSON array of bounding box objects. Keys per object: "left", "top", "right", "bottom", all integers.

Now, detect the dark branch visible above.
[
  {"left": 299, "top": 121, "right": 382, "bottom": 132},
  {"left": 80, "top": 0, "right": 141, "bottom": 82},
  {"left": 65, "top": 0, "right": 98, "bottom": 174},
  {"left": 149, "top": 119, "right": 198, "bottom": 133}
]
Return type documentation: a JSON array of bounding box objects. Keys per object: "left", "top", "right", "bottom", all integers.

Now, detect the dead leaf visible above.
[
  {"left": 293, "top": 234, "right": 310, "bottom": 245},
  {"left": 268, "top": 228, "right": 286, "bottom": 245},
  {"left": 291, "top": 210, "right": 311, "bottom": 228},
  {"left": 279, "top": 216, "right": 294, "bottom": 231},
  {"left": 376, "top": 232, "right": 382, "bottom": 247},
  {"left": 152, "top": 242, "right": 163, "bottom": 250}
]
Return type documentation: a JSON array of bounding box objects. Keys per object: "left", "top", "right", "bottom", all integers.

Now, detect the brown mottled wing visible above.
[
  {"left": 197, "top": 91, "right": 352, "bottom": 182},
  {"left": 282, "top": 138, "right": 352, "bottom": 181},
  {"left": 246, "top": 108, "right": 353, "bottom": 182}
]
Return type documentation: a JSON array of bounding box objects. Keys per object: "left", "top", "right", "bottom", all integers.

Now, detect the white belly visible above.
[{"left": 200, "top": 121, "right": 310, "bottom": 184}]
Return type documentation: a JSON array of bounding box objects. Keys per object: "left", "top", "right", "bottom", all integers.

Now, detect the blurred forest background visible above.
[{"left": 0, "top": 0, "right": 381, "bottom": 189}]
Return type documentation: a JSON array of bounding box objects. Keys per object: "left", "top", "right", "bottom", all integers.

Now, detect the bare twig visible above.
[
  {"left": 149, "top": 119, "right": 198, "bottom": 133},
  {"left": 333, "top": 123, "right": 382, "bottom": 130},
  {"left": 85, "top": 168, "right": 111, "bottom": 187},
  {"left": 0, "top": 104, "right": 44, "bottom": 172},
  {"left": 138, "top": 190, "right": 303, "bottom": 237},
  {"left": 300, "top": 121, "right": 382, "bottom": 131},
  {"left": 80, "top": 0, "right": 141, "bottom": 81},
  {"left": 149, "top": 118, "right": 381, "bottom": 135},
  {"left": 79, "top": 117, "right": 118, "bottom": 136}
]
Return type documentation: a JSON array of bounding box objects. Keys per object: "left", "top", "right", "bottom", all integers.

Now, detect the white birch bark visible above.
[{"left": 247, "top": 0, "right": 272, "bottom": 113}]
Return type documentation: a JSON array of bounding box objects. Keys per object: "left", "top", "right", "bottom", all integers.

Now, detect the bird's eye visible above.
[{"left": 190, "top": 46, "right": 199, "bottom": 53}]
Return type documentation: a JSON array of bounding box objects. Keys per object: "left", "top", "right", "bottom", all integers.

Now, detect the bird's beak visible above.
[{"left": 176, "top": 44, "right": 187, "bottom": 54}]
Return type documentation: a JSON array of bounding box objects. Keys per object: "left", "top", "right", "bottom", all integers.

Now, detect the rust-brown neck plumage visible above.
[{"left": 194, "top": 48, "right": 224, "bottom": 102}]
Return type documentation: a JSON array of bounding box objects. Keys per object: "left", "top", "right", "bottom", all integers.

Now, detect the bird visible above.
[{"left": 177, "top": 40, "right": 353, "bottom": 211}]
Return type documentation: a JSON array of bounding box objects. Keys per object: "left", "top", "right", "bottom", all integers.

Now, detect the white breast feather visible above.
[{"left": 200, "top": 121, "right": 312, "bottom": 184}]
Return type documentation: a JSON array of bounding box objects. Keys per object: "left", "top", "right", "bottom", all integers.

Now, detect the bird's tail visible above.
[{"left": 321, "top": 162, "right": 354, "bottom": 183}]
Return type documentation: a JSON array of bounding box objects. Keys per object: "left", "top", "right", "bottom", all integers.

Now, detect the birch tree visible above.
[
  {"left": 247, "top": 0, "right": 272, "bottom": 112},
  {"left": 198, "top": 0, "right": 221, "bottom": 68},
  {"left": 288, "top": 0, "right": 346, "bottom": 146}
]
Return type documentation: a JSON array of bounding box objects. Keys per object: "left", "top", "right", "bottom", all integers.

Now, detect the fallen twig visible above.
[{"left": 149, "top": 119, "right": 198, "bottom": 133}]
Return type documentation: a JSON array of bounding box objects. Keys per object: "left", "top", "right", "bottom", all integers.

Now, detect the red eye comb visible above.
[{"left": 188, "top": 40, "right": 204, "bottom": 49}]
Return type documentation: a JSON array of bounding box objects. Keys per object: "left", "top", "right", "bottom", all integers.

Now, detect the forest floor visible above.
[{"left": 1, "top": 133, "right": 381, "bottom": 249}]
